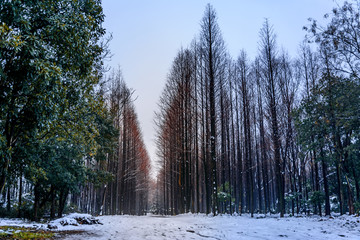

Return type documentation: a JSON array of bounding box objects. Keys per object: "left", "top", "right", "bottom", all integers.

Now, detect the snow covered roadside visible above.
[
  {"left": 62, "top": 213, "right": 360, "bottom": 240},
  {"left": 0, "top": 213, "right": 101, "bottom": 238},
  {"left": 1, "top": 213, "right": 359, "bottom": 239}
]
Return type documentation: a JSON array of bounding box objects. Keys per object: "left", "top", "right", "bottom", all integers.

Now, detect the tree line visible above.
[
  {"left": 0, "top": 0, "right": 150, "bottom": 220},
  {"left": 71, "top": 69, "right": 151, "bottom": 216},
  {"left": 154, "top": 2, "right": 360, "bottom": 217}
]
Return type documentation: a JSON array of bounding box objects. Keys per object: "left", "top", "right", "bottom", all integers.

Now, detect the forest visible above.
[
  {"left": 0, "top": 0, "right": 359, "bottom": 223},
  {"left": 154, "top": 2, "right": 360, "bottom": 217}
]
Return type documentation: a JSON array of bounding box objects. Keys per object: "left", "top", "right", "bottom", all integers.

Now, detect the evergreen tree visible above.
[{"left": 0, "top": 0, "right": 105, "bottom": 195}]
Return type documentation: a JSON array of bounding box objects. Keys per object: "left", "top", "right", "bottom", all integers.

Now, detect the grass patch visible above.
[{"left": 0, "top": 226, "right": 54, "bottom": 239}]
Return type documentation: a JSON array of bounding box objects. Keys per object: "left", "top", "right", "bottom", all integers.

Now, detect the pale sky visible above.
[{"left": 101, "top": 0, "right": 337, "bottom": 177}]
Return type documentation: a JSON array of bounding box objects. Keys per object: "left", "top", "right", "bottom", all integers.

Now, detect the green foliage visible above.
[
  {"left": 217, "top": 182, "right": 235, "bottom": 206},
  {"left": 295, "top": 73, "right": 360, "bottom": 214},
  {"left": 16, "top": 194, "right": 34, "bottom": 219},
  {"left": 309, "top": 191, "right": 325, "bottom": 206},
  {"left": 13, "top": 231, "right": 54, "bottom": 240},
  {"left": 0, "top": 0, "right": 108, "bottom": 219},
  {"left": 86, "top": 168, "right": 114, "bottom": 188},
  {"left": 298, "top": 2, "right": 360, "bottom": 216}
]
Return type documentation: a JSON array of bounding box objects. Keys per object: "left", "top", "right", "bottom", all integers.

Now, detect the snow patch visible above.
[{"left": 48, "top": 213, "right": 101, "bottom": 229}]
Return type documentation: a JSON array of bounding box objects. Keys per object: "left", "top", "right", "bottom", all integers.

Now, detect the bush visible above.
[{"left": 310, "top": 191, "right": 324, "bottom": 205}]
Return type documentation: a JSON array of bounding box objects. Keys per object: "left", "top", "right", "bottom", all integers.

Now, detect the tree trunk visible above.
[
  {"left": 321, "top": 153, "right": 330, "bottom": 216},
  {"left": 336, "top": 163, "right": 344, "bottom": 215},
  {"left": 58, "top": 188, "right": 68, "bottom": 218},
  {"left": 17, "top": 175, "right": 22, "bottom": 218},
  {"left": 50, "top": 186, "right": 56, "bottom": 219}
]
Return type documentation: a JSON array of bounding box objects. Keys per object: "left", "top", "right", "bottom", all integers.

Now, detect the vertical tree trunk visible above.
[
  {"left": 229, "top": 69, "right": 236, "bottom": 215},
  {"left": 336, "top": 162, "right": 344, "bottom": 215},
  {"left": 18, "top": 175, "right": 22, "bottom": 218},
  {"left": 33, "top": 184, "right": 39, "bottom": 221},
  {"left": 254, "top": 107, "right": 263, "bottom": 213},
  {"left": 315, "top": 161, "right": 321, "bottom": 216},
  {"left": 7, "top": 185, "right": 11, "bottom": 213},
  {"left": 235, "top": 88, "right": 243, "bottom": 214},
  {"left": 58, "top": 188, "right": 68, "bottom": 218},
  {"left": 50, "top": 185, "right": 56, "bottom": 219}
]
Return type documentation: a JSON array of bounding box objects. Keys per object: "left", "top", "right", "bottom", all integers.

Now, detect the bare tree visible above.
[
  {"left": 199, "top": 3, "right": 227, "bottom": 215},
  {"left": 258, "top": 19, "right": 285, "bottom": 217}
]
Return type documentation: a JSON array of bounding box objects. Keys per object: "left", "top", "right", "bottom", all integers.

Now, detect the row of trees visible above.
[
  {"left": 154, "top": 2, "right": 360, "bottom": 217},
  {"left": 71, "top": 69, "right": 150, "bottom": 216},
  {"left": 0, "top": 0, "right": 150, "bottom": 219}
]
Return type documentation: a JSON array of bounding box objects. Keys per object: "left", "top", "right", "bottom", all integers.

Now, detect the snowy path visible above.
[{"left": 63, "top": 214, "right": 360, "bottom": 240}]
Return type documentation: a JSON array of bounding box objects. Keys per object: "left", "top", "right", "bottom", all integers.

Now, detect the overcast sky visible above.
[{"left": 101, "top": 0, "right": 337, "bottom": 177}]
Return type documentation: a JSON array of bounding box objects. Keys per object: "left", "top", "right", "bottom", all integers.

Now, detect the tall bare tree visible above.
[{"left": 258, "top": 19, "right": 285, "bottom": 217}]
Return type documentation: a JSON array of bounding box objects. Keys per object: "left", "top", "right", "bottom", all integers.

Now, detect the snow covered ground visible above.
[{"left": 1, "top": 213, "right": 360, "bottom": 239}]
